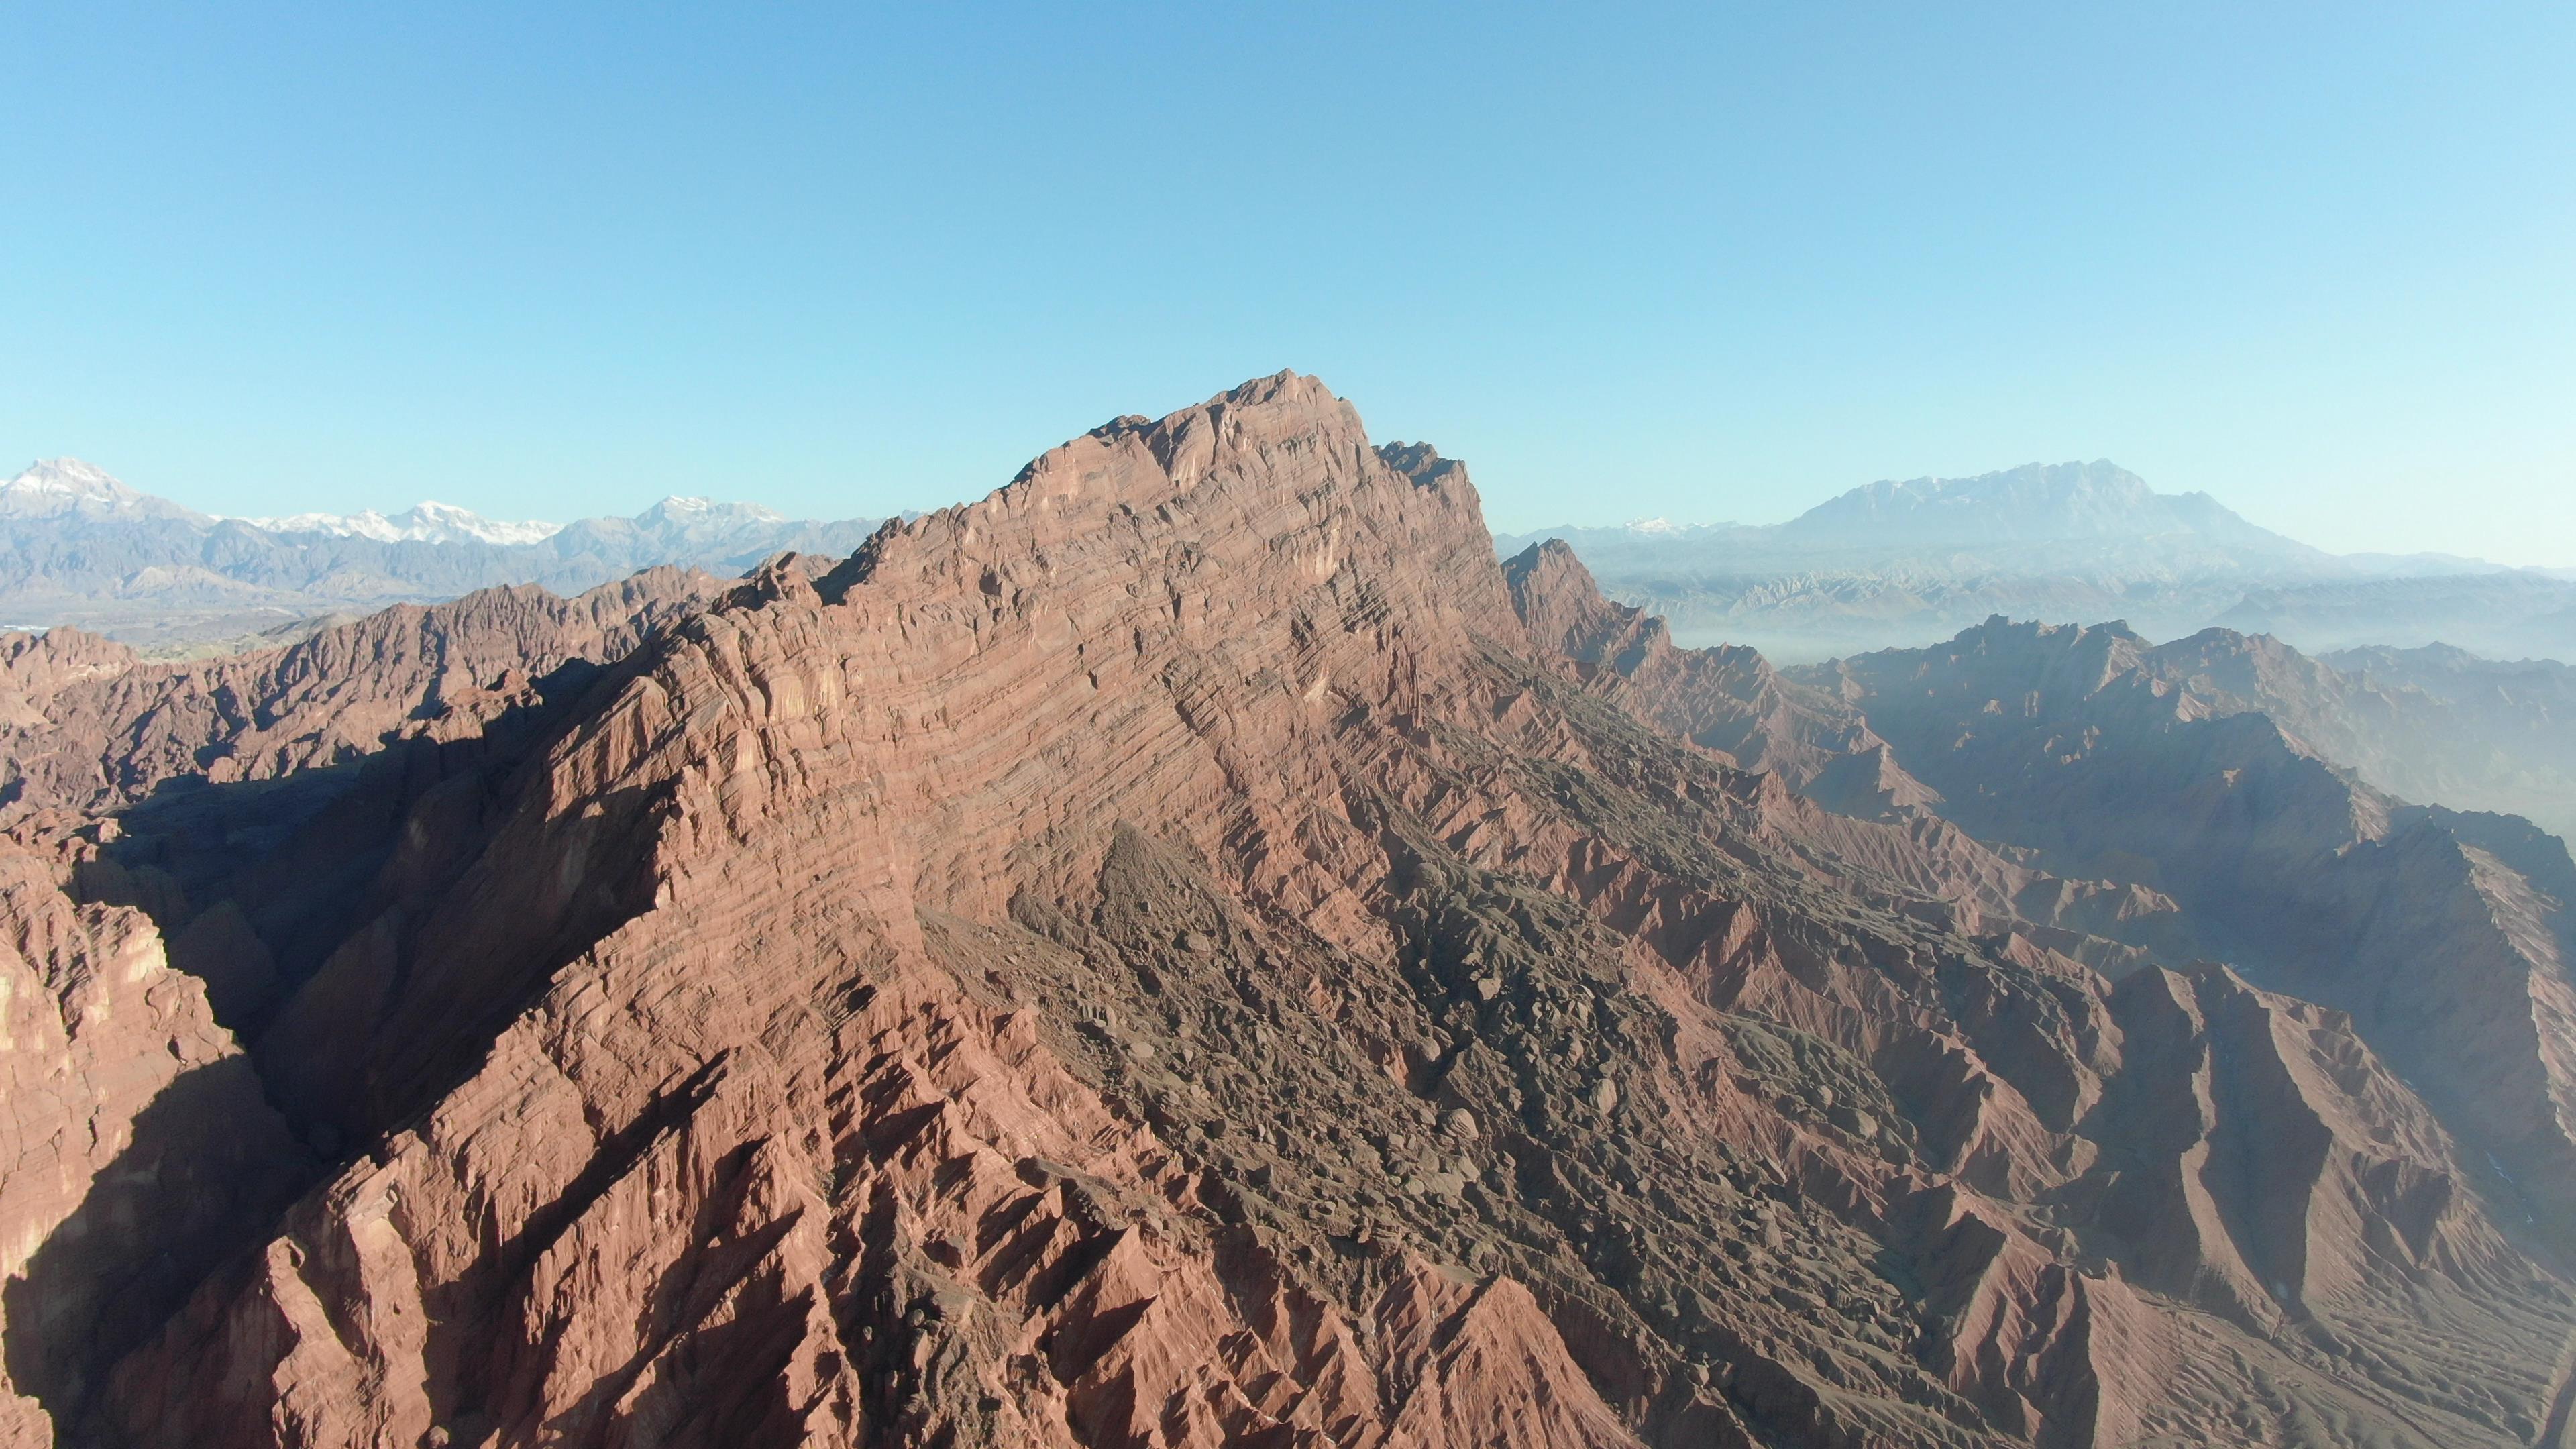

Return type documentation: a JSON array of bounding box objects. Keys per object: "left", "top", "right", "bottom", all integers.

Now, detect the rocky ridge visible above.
[
  {"left": 1501, "top": 539, "right": 1939, "bottom": 818},
  {"left": 2312, "top": 642, "right": 2576, "bottom": 839},
  {"left": 1, "top": 567, "right": 721, "bottom": 828},
  {"left": 1798, "top": 618, "right": 2576, "bottom": 1220},
  {"left": 0, "top": 377, "right": 2567, "bottom": 1446}
]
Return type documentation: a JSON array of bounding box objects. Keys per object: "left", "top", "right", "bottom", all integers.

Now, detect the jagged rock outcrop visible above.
[
  {"left": 1501, "top": 539, "right": 1937, "bottom": 817},
  {"left": 1799, "top": 617, "right": 2576, "bottom": 1224},
  {"left": 0, "top": 378, "right": 2567, "bottom": 1448},
  {"left": 0, "top": 567, "right": 719, "bottom": 828}
]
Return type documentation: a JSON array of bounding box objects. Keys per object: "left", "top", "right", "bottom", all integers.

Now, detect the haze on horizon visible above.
[{"left": 5, "top": 2, "right": 2571, "bottom": 566}]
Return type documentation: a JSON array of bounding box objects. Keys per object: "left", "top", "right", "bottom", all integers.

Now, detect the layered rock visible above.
[
  {"left": 0, "top": 566, "right": 718, "bottom": 828},
  {"left": 0, "top": 377, "right": 2565, "bottom": 1448}
]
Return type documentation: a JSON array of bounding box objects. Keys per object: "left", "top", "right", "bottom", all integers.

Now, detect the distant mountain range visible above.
[
  {"left": 237, "top": 498, "right": 571, "bottom": 547},
  {"left": 0, "top": 458, "right": 883, "bottom": 651},
  {"left": 1496, "top": 460, "right": 2572, "bottom": 663},
  {"left": 11, "top": 378, "right": 2575, "bottom": 1446},
  {"left": 15, "top": 453, "right": 2572, "bottom": 667}
]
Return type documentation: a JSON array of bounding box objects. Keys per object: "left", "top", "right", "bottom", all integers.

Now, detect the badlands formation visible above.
[{"left": 1, "top": 374, "right": 2572, "bottom": 1447}]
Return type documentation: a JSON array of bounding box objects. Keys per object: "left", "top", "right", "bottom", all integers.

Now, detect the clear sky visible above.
[{"left": 5, "top": 3, "right": 2572, "bottom": 563}]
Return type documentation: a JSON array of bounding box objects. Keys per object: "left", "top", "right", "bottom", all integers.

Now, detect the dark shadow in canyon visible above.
[{"left": 1, "top": 1057, "right": 309, "bottom": 1443}]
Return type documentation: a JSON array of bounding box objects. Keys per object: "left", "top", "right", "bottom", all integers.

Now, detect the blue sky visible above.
[{"left": 5, "top": 3, "right": 2572, "bottom": 563}]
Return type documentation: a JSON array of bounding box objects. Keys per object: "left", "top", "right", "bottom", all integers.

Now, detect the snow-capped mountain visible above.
[
  {"left": 642, "top": 494, "right": 785, "bottom": 527},
  {"left": 0, "top": 458, "right": 211, "bottom": 523},
  {"left": 1, "top": 458, "right": 885, "bottom": 647},
  {"left": 243, "top": 500, "right": 565, "bottom": 547}
]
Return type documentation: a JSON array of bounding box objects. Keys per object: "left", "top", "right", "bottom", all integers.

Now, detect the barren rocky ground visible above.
[{"left": 2, "top": 374, "right": 2571, "bottom": 1447}]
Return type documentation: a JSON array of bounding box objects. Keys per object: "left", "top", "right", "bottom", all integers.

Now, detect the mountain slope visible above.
[
  {"left": 2323, "top": 645, "right": 2576, "bottom": 833},
  {"left": 2142, "top": 630, "right": 2576, "bottom": 839},
  {"left": 0, "top": 379, "right": 2567, "bottom": 1448},
  {"left": 1797, "top": 618, "right": 2576, "bottom": 1218}
]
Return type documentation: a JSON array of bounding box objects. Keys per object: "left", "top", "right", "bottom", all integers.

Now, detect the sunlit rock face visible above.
[{"left": 0, "top": 376, "right": 2568, "bottom": 1448}]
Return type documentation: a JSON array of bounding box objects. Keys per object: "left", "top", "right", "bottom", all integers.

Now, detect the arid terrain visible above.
[{"left": 3, "top": 375, "right": 2572, "bottom": 1448}]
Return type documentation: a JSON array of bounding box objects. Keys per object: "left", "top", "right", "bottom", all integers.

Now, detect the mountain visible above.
[
  {"left": 2219, "top": 572, "right": 2576, "bottom": 660},
  {"left": 241, "top": 500, "right": 568, "bottom": 546},
  {"left": 1776, "top": 460, "right": 2313, "bottom": 553},
  {"left": 1497, "top": 461, "right": 2524, "bottom": 662},
  {"left": 0, "top": 458, "right": 884, "bottom": 652},
  {"left": 1794, "top": 616, "right": 2576, "bottom": 1209},
  {"left": 2316, "top": 643, "right": 2576, "bottom": 837},
  {"left": 0, "top": 456, "right": 209, "bottom": 524},
  {"left": 1, "top": 377, "right": 2571, "bottom": 1447}
]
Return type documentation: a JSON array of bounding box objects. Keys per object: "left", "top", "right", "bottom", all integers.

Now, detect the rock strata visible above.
[{"left": 0, "top": 377, "right": 2567, "bottom": 1448}]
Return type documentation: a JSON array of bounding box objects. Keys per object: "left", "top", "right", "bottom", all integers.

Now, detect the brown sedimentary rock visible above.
[
  {"left": 0, "top": 849, "right": 305, "bottom": 1441},
  {"left": 0, "top": 566, "right": 718, "bottom": 827},
  {"left": 0, "top": 376, "right": 2565, "bottom": 1448},
  {"left": 1502, "top": 537, "right": 1937, "bottom": 815}
]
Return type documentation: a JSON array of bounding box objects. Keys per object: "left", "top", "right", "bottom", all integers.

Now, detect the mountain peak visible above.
[
  {"left": 1780, "top": 460, "right": 2265, "bottom": 547},
  {"left": 637, "top": 494, "right": 787, "bottom": 527},
  {"left": 9, "top": 456, "right": 120, "bottom": 493},
  {"left": 244, "top": 500, "right": 564, "bottom": 546},
  {"left": 1, "top": 458, "right": 207, "bottom": 523}
]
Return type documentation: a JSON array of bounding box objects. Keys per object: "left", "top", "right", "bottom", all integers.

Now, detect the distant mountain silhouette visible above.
[
  {"left": 1496, "top": 460, "right": 2546, "bottom": 661},
  {"left": 2219, "top": 572, "right": 2576, "bottom": 659}
]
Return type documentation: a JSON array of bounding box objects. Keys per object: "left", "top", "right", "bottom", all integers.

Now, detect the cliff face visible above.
[
  {"left": 1, "top": 376, "right": 2570, "bottom": 1448},
  {"left": 0, "top": 850, "right": 307, "bottom": 1438}
]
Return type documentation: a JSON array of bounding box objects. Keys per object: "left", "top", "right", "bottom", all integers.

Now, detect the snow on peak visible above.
[
  {"left": 2, "top": 458, "right": 207, "bottom": 521},
  {"left": 643, "top": 494, "right": 786, "bottom": 524},
  {"left": 246, "top": 500, "right": 563, "bottom": 546},
  {"left": 7, "top": 459, "right": 818, "bottom": 550},
  {"left": 6, "top": 458, "right": 120, "bottom": 498}
]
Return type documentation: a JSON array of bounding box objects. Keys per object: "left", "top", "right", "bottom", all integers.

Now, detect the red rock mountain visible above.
[{"left": 1, "top": 375, "right": 2570, "bottom": 1448}]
